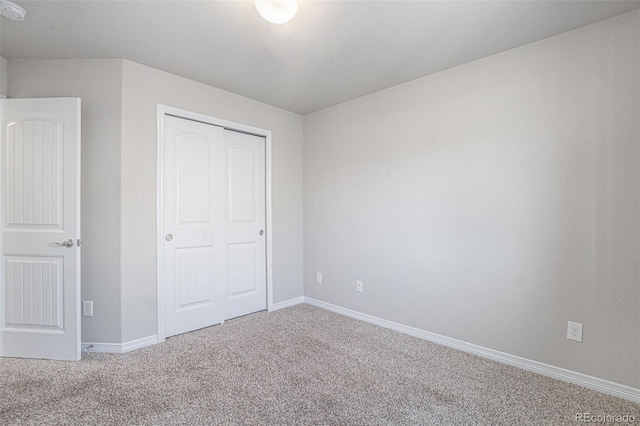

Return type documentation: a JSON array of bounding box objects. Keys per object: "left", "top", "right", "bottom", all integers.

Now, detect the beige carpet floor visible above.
[{"left": 0, "top": 304, "right": 638, "bottom": 425}]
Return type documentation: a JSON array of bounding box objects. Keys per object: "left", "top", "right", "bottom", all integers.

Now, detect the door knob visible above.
[
  {"left": 165, "top": 234, "right": 173, "bottom": 241},
  {"left": 54, "top": 239, "right": 74, "bottom": 248},
  {"left": 259, "top": 230, "right": 264, "bottom": 235}
]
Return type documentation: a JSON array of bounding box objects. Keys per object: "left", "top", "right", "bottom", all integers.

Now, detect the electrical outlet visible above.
[
  {"left": 356, "top": 280, "right": 363, "bottom": 293},
  {"left": 567, "top": 321, "right": 583, "bottom": 342},
  {"left": 83, "top": 301, "right": 93, "bottom": 317},
  {"left": 316, "top": 272, "right": 323, "bottom": 284}
]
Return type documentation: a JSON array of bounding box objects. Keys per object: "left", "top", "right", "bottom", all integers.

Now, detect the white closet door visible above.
[
  {"left": 0, "top": 97, "right": 81, "bottom": 361},
  {"left": 161, "top": 116, "right": 267, "bottom": 337},
  {"left": 223, "top": 130, "right": 266, "bottom": 320},
  {"left": 162, "top": 116, "right": 225, "bottom": 338}
]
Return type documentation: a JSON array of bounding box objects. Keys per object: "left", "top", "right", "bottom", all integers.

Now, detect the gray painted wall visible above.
[
  {"left": 8, "top": 59, "right": 124, "bottom": 343},
  {"left": 0, "top": 56, "right": 7, "bottom": 96},
  {"left": 119, "top": 60, "right": 304, "bottom": 341},
  {"left": 303, "top": 11, "right": 640, "bottom": 388}
]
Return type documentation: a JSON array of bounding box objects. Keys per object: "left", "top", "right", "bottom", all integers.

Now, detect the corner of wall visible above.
[
  {"left": 119, "top": 59, "right": 160, "bottom": 343},
  {"left": 118, "top": 58, "right": 134, "bottom": 345}
]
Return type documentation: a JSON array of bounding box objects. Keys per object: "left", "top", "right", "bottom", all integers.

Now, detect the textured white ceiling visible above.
[{"left": 1, "top": 1, "right": 638, "bottom": 114}]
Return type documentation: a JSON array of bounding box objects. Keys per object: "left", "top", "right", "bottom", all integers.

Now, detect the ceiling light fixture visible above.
[
  {"left": 0, "top": 0, "right": 26, "bottom": 21},
  {"left": 255, "top": 0, "right": 297, "bottom": 24}
]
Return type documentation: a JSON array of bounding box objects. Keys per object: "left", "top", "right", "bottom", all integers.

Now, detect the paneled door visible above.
[
  {"left": 223, "top": 129, "right": 266, "bottom": 320},
  {"left": 161, "top": 115, "right": 266, "bottom": 338},
  {"left": 0, "top": 98, "right": 81, "bottom": 361},
  {"left": 162, "top": 116, "right": 225, "bottom": 338}
]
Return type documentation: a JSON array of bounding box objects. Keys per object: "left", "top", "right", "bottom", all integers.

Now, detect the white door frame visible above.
[{"left": 156, "top": 104, "right": 273, "bottom": 343}]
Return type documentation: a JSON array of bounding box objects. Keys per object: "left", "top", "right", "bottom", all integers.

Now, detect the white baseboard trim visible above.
[
  {"left": 270, "top": 296, "right": 305, "bottom": 312},
  {"left": 82, "top": 335, "right": 158, "bottom": 354},
  {"left": 304, "top": 297, "right": 640, "bottom": 404}
]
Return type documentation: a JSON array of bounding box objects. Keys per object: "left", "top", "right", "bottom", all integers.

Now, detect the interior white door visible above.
[
  {"left": 161, "top": 115, "right": 267, "bottom": 338},
  {"left": 0, "top": 97, "right": 81, "bottom": 361},
  {"left": 162, "top": 115, "right": 226, "bottom": 338},
  {"left": 223, "top": 130, "right": 266, "bottom": 320}
]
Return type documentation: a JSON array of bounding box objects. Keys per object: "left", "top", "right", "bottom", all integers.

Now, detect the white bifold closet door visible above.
[{"left": 161, "top": 115, "right": 266, "bottom": 338}]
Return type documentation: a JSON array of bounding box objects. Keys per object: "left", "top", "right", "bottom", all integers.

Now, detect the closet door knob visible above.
[
  {"left": 259, "top": 230, "right": 264, "bottom": 235},
  {"left": 165, "top": 234, "right": 173, "bottom": 241}
]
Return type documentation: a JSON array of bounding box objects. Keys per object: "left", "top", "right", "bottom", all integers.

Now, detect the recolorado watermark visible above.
[{"left": 576, "top": 413, "right": 636, "bottom": 423}]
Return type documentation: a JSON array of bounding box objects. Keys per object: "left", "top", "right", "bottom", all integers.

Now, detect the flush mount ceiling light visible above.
[
  {"left": 0, "top": 0, "right": 26, "bottom": 21},
  {"left": 255, "top": 0, "right": 297, "bottom": 24}
]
